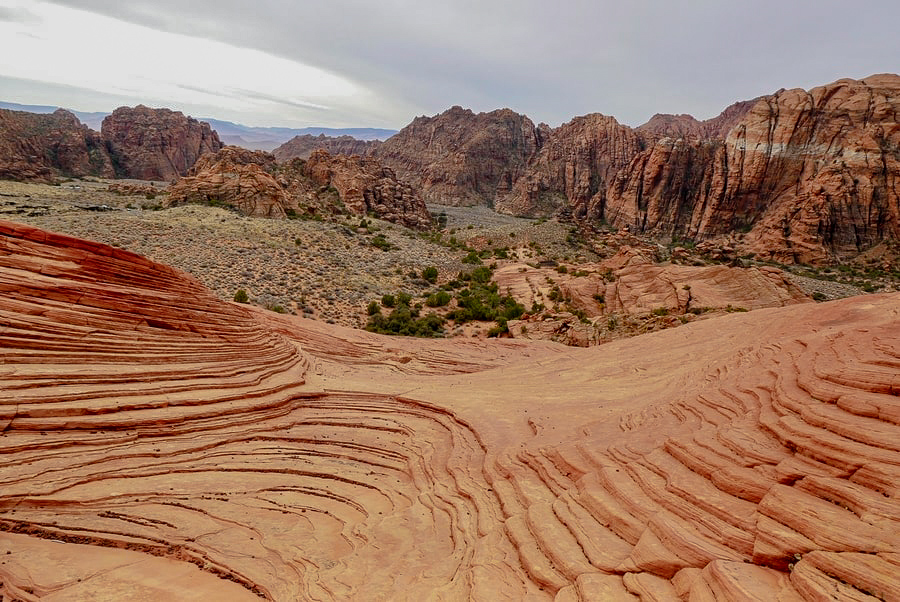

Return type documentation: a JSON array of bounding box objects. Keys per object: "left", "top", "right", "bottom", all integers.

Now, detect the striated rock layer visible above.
[
  {"left": 0, "top": 108, "right": 114, "bottom": 182},
  {"left": 609, "top": 75, "right": 900, "bottom": 262},
  {"left": 101, "top": 105, "right": 223, "bottom": 181},
  {"left": 1, "top": 220, "right": 899, "bottom": 601}
]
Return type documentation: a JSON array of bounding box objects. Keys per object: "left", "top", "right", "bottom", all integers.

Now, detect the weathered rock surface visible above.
[
  {"left": 167, "top": 146, "right": 288, "bottom": 218},
  {"left": 611, "top": 75, "right": 900, "bottom": 263},
  {"left": 380, "top": 76, "right": 899, "bottom": 262},
  {"left": 101, "top": 105, "right": 223, "bottom": 181},
  {"left": 304, "top": 149, "right": 432, "bottom": 229},
  {"left": 494, "top": 249, "right": 809, "bottom": 346},
  {"left": 0, "top": 108, "right": 114, "bottom": 182},
  {"left": 272, "top": 134, "right": 381, "bottom": 161},
  {"left": 166, "top": 147, "right": 432, "bottom": 227},
  {"left": 497, "top": 114, "right": 644, "bottom": 219},
  {"left": 374, "top": 106, "right": 545, "bottom": 206},
  {"left": 636, "top": 98, "right": 760, "bottom": 142},
  {"left": 1, "top": 220, "right": 898, "bottom": 600}
]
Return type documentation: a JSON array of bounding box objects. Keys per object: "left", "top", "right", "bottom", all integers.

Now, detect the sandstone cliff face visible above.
[
  {"left": 167, "top": 146, "right": 288, "bottom": 218},
  {"left": 101, "top": 105, "right": 223, "bottom": 181},
  {"left": 496, "top": 113, "right": 644, "bottom": 218},
  {"left": 374, "top": 106, "right": 544, "bottom": 206},
  {"left": 636, "top": 98, "right": 760, "bottom": 142},
  {"left": 273, "top": 134, "right": 380, "bottom": 161},
  {"left": 613, "top": 75, "right": 900, "bottom": 262},
  {"left": 708, "top": 75, "right": 900, "bottom": 262},
  {"left": 0, "top": 108, "right": 114, "bottom": 181},
  {"left": 304, "top": 149, "right": 432, "bottom": 229}
]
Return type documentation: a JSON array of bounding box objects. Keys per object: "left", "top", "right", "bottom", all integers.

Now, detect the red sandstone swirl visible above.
[{"left": 1, "top": 220, "right": 899, "bottom": 600}]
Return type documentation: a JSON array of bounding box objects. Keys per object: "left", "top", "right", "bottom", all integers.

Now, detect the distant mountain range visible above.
[{"left": 0, "top": 101, "right": 398, "bottom": 151}]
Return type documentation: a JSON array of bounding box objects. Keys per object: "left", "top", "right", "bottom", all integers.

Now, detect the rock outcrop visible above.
[
  {"left": 0, "top": 108, "right": 114, "bottom": 182},
  {"left": 374, "top": 106, "right": 545, "bottom": 206},
  {"left": 101, "top": 105, "right": 223, "bottom": 181},
  {"left": 609, "top": 75, "right": 900, "bottom": 262},
  {"left": 379, "top": 75, "right": 899, "bottom": 262},
  {"left": 273, "top": 134, "right": 381, "bottom": 161},
  {"left": 496, "top": 113, "right": 644, "bottom": 218},
  {"left": 304, "top": 149, "right": 432, "bottom": 229},
  {"left": 1, "top": 220, "right": 898, "bottom": 600},
  {"left": 167, "top": 146, "right": 288, "bottom": 218},
  {"left": 636, "top": 98, "right": 760, "bottom": 142},
  {"left": 166, "top": 147, "right": 432, "bottom": 227}
]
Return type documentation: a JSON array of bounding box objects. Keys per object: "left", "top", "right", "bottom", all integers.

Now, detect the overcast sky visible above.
[{"left": 1, "top": 0, "right": 898, "bottom": 129}]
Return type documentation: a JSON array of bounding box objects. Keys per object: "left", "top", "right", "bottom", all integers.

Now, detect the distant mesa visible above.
[{"left": 273, "top": 133, "right": 381, "bottom": 161}]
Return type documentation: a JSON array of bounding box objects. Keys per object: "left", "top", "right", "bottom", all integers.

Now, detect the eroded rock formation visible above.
[
  {"left": 166, "top": 147, "right": 432, "bottom": 227},
  {"left": 497, "top": 114, "right": 643, "bottom": 219},
  {"left": 379, "top": 75, "right": 899, "bottom": 262},
  {"left": 374, "top": 106, "right": 545, "bottom": 206},
  {"left": 610, "top": 75, "right": 900, "bottom": 262},
  {"left": 1, "top": 220, "right": 897, "bottom": 600},
  {"left": 167, "top": 146, "right": 288, "bottom": 218},
  {"left": 0, "top": 108, "right": 114, "bottom": 182},
  {"left": 101, "top": 105, "right": 223, "bottom": 181},
  {"left": 304, "top": 149, "right": 432, "bottom": 229},
  {"left": 272, "top": 134, "right": 381, "bottom": 161}
]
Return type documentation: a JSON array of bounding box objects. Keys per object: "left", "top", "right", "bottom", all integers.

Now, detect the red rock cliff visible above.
[
  {"left": 101, "top": 105, "right": 223, "bottom": 181},
  {"left": 496, "top": 113, "right": 644, "bottom": 218},
  {"left": 374, "top": 106, "right": 544, "bottom": 206},
  {"left": 0, "top": 108, "right": 114, "bottom": 182}
]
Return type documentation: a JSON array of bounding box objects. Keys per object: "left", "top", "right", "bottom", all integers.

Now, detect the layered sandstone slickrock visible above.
[
  {"left": 167, "top": 146, "right": 289, "bottom": 218},
  {"left": 1, "top": 220, "right": 899, "bottom": 601},
  {"left": 0, "top": 108, "right": 114, "bottom": 182},
  {"left": 272, "top": 133, "right": 381, "bottom": 161},
  {"left": 374, "top": 106, "right": 545, "bottom": 206},
  {"left": 101, "top": 105, "right": 223, "bottom": 181}
]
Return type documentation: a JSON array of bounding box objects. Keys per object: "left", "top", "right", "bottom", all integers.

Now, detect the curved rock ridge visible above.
[
  {"left": 1, "top": 221, "right": 899, "bottom": 600},
  {"left": 101, "top": 105, "right": 223, "bottom": 181},
  {"left": 0, "top": 108, "right": 115, "bottom": 182},
  {"left": 272, "top": 133, "right": 381, "bottom": 162}
]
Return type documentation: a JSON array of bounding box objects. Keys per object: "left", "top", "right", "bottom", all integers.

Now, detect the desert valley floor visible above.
[{"left": 1, "top": 218, "right": 898, "bottom": 601}]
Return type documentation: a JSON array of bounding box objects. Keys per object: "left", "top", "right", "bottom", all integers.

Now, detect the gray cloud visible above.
[
  {"left": 26, "top": 1, "right": 900, "bottom": 127},
  {"left": 0, "top": 5, "right": 40, "bottom": 23}
]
